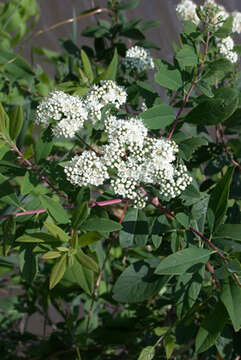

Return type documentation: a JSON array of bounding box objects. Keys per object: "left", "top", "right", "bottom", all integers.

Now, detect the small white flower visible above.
[
  {"left": 64, "top": 151, "right": 109, "bottom": 187},
  {"left": 35, "top": 91, "right": 88, "bottom": 138},
  {"left": 217, "top": 36, "right": 238, "bottom": 63},
  {"left": 85, "top": 80, "right": 127, "bottom": 124},
  {"left": 176, "top": 0, "right": 200, "bottom": 25},
  {"left": 201, "top": 0, "right": 229, "bottom": 29},
  {"left": 122, "top": 46, "right": 155, "bottom": 73},
  {"left": 232, "top": 11, "right": 241, "bottom": 34}
]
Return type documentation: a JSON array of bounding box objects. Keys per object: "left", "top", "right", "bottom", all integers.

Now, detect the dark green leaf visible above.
[
  {"left": 113, "top": 260, "right": 168, "bottom": 303},
  {"left": 97, "top": 48, "right": 118, "bottom": 81},
  {"left": 220, "top": 277, "right": 241, "bottom": 331},
  {"left": 82, "top": 217, "right": 122, "bottom": 233},
  {"left": 209, "top": 167, "right": 234, "bottom": 232},
  {"left": 119, "top": 208, "right": 149, "bottom": 248},
  {"left": 40, "top": 195, "right": 69, "bottom": 224},
  {"left": 35, "top": 127, "right": 53, "bottom": 164},
  {"left": 71, "top": 201, "right": 89, "bottom": 230},
  {"left": 214, "top": 224, "right": 241, "bottom": 242},
  {"left": 155, "top": 247, "right": 212, "bottom": 275},
  {"left": 69, "top": 256, "right": 94, "bottom": 295},
  {"left": 195, "top": 302, "right": 228, "bottom": 353}
]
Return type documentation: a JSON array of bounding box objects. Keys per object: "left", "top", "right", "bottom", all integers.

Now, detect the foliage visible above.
[{"left": 0, "top": 0, "right": 241, "bottom": 359}]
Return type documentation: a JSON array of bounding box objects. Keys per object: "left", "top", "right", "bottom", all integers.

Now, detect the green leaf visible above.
[
  {"left": 178, "top": 136, "right": 208, "bottom": 161},
  {"left": 138, "top": 346, "right": 155, "bottom": 360},
  {"left": 155, "top": 248, "right": 212, "bottom": 275},
  {"left": 186, "top": 88, "right": 239, "bottom": 125},
  {"left": 42, "top": 251, "right": 61, "bottom": 259},
  {"left": 19, "top": 245, "right": 38, "bottom": 283},
  {"left": 44, "top": 222, "right": 69, "bottom": 243},
  {"left": 195, "top": 302, "right": 228, "bottom": 353},
  {"left": 154, "top": 59, "right": 182, "bottom": 91},
  {"left": 49, "top": 253, "right": 67, "bottom": 289},
  {"left": 9, "top": 106, "right": 23, "bottom": 140},
  {"left": 176, "top": 213, "right": 190, "bottom": 229},
  {"left": 78, "top": 231, "right": 102, "bottom": 246},
  {"left": 141, "top": 104, "right": 175, "bottom": 130},
  {"left": 209, "top": 167, "right": 234, "bottom": 232},
  {"left": 81, "top": 49, "right": 94, "bottom": 83},
  {"left": 76, "top": 248, "right": 98, "bottom": 272},
  {"left": 214, "top": 224, "right": 241, "bottom": 242},
  {"left": 71, "top": 201, "right": 89, "bottom": 230},
  {"left": 82, "top": 217, "right": 122, "bottom": 233},
  {"left": 16, "top": 232, "right": 58, "bottom": 243},
  {"left": 97, "top": 48, "right": 118, "bottom": 81},
  {"left": 196, "top": 80, "right": 214, "bottom": 98},
  {"left": 117, "top": 0, "right": 140, "bottom": 10},
  {"left": 220, "top": 277, "right": 241, "bottom": 331},
  {"left": 20, "top": 171, "right": 34, "bottom": 195},
  {"left": 215, "top": 16, "right": 233, "bottom": 38},
  {"left": 113, "top": 260, "right": 169, "bottom": 303},
  {"left": 40, "top": 195, "right": 69, "bottom": 224},
  {"left": 164, "top": 335, "right": 176, "bottom": 359},
  {"left": 0, "top": 50, "right": 35, "bottom": 80},
  {"left": 176, "top": 44, "right": 198, "bottom": 67},
  {"left": 0, "top": 103, "right": 9, "bottom": 135},
  {"left": 119, "top": 208, "right": 149, "bottom": 248},
  {"left": 69, "top": 256, "right": 94, "bottom": 295},
  {"left": 35, "top": 127, "right": 53, "bottom": 164}
]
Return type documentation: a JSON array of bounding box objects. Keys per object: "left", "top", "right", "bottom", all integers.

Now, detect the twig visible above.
[
  {"left": 0, "top": 199, "right": 124, "bottom": 219},
  {"left": 1, "top": 134, "right": 68, "bottom": 202},
  {"left": 168, "top": 32, "right": 210, "bottom": 140},
  {"left": 75, "top": 134, "right": 101, "bottom": 156},
  {"left": 32, "top": 8, "right": 114, "bottom": 39},
  {"left": 218, "top": 124, "right": 241, "bottom": 171}
]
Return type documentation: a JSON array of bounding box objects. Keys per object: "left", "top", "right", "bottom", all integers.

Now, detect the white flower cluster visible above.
[
  {"left": 85, "top": 80, "right": 127, "bottom": 123},
  {"left": 200, "top": 0, "right": 228, "bottom": 29},
  {"left": 35, "top": 81, "right": 127, "bottom": 137},
  {"left": 35, "top": 91, "right": 88, "bottom": 138},
  {"left": 232, "top": 11, "right": 241, "bottom": 34},
  {"left": 64, "top": 116, "right": 192, "bottom": 208},
  {"left": 122, "top": 46, "right": 155, "bottom": 73},
  {"left": 217, "top": 36, "right": 238, "bottom": 63},
  {"left": 176, "top": 0, "right": 200, "bottom": 25}
]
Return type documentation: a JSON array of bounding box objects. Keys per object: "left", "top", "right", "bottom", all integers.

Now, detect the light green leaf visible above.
[
  {"left": 154, "top": 59, "right": 182, "bottom": 91},
  {"left": 78, "top": 231, "right": 102, "bottom": 246},
  {"left": 141, "top": 104, "right": 175, "bottom": 130},
  {"left": 44, "top": 222, "right": 69, "bottom": 243},
  {"left": 9, "top": 105, "right": 23, "bottom": 140},
  {"left": 16, "top": 232, "right": 57, "bottom": 243},
  {"left": 49, "top": 253, "right": 67, "bottom": 289},
  {"left": 138, "top": 346, "right": 155, "bottom": 360},
  {"left": 42, "top": 251, "right": 61, "bottom": 260},
  {"left": 81, "top": 49, "right": 94, "bottom": 83},
  {"left": 69, "top": 256, "right": 94, "bottom": 295},
  {"left": 76, "top": 248, "right": 99, "bottom": 272},
  {"left": 176, "top": 44, "right": 198, "bottom": 67}
]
